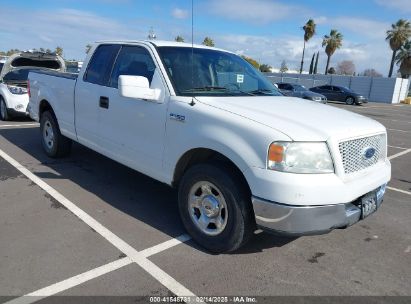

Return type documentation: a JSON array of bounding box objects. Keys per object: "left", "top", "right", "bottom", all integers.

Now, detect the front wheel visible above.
[
  {"left": 178, "top": 163, "right": 254, "bottom": 253},
  {"left": 345, "top": 96, "right": 355, "bottom": 105},
  {"left": 40, "top": 111, "right": 72, "bottom": 158},
  {"left": 0, "top": 97, "right": 10, "bottom": 121}
]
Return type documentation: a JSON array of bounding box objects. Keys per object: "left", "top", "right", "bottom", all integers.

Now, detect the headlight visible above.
[
  {"left": 268, "top": 142, "right": 334, "bottom": 173},
  {"left": 7, "top": 85, "right": 28, "bottom": 95}
]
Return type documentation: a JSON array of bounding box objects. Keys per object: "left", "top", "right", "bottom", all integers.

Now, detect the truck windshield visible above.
[{"left": 157, "top": 47, "right": 281, "bottom": 97}]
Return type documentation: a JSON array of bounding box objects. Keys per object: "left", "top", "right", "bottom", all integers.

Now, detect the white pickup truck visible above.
[{"left": 28, "top": 40, "right": 391, "bottom": 253}]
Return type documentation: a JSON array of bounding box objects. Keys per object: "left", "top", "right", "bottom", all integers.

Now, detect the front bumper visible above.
[
  {"left": 356, "top": 97, "right": 368, "bottom": 104},
  {"left": 7, "top": 107, "right": 29, "bottom": 117},
  {"left": 252, "top": 184, "right": 386, "bottom": 236}
]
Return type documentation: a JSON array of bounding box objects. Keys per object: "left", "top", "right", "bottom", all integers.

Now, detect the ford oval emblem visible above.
[{"left": 364, "top": 147, "right": 376, "bottom": 159}]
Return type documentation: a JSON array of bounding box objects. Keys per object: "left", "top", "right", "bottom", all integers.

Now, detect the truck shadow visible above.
[{"left": 0, "top": 127, "right": 296, "bottom": 254}]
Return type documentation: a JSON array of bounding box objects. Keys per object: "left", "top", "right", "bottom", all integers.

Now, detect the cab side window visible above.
[
  {"left": 110, "top": 46, "right": 156, "bottom": 89},
  {"left": 84, "top": 44, "right": 121, "bottom": 86}
]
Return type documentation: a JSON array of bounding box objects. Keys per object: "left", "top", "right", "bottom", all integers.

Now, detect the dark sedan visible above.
[
  {"left": 276, "top": 83, "right": 327, "bottom": 103},
  {"left": 310, "top": 85, "right": 368, "bottom": 105}
]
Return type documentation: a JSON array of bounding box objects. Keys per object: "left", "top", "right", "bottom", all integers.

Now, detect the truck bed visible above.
[
  {"left": 30, "top": 69, "right": 78, "bottom": 80},
  {"left": 29, "top": 69, "right": 78, "bottom": 138}
]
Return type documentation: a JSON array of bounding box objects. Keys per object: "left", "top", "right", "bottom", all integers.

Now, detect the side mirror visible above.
[{"left": 118, "top": 75, "right": 161, "bottom": 101}]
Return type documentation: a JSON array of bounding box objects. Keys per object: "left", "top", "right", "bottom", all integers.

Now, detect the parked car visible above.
[
  {"left": 0, "top": 51, "right": 65, "bottom": 121},
  {"left": 29, "top": 40, "right": 390, "bottom": 253},
  {"left": 277, "top": 83, "right": 327, "bottom": 103},
  {"left": 310, "top": 85, "right": 368, "bottom": 105}
]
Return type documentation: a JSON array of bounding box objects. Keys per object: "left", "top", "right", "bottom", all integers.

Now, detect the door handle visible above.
[{"left": 99, "top": 96, "right": 109, "bottom": 109}]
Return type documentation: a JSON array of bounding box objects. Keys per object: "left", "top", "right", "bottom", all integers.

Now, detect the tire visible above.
[
  {"left": 178, "top": 163, "right": 255, "bottom": 253},
  {"left": 40, "top": 111, "right": 72, "bottom": 158},
  {"left": 345, "top": 96, "right": 355, "bottom": 105},
  {"left": 0, "top": 97, "right": 10, "bottom": 121}
]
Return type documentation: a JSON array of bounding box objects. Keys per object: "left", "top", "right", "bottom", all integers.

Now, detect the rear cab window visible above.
[{"left": 84, "top": 44, "right": 121, "bottom": 86}]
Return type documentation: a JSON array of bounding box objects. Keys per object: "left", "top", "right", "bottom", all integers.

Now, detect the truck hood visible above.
[
  {"left": 0, "top": 52, "right": 65, "bottom": 79},
  {"left": 196, "top": 96, "right": 386, "bottom": 141}
]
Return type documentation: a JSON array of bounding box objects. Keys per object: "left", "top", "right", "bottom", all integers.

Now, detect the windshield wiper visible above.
[
  {"left": 182, "top": 86, "right": 255, "bottom": 96},
  {"left": 247, "top": 89, "right": 276, "bottom": 95},
  {"left": 184, "top": 86, "right": 229, "bottom": 92}
]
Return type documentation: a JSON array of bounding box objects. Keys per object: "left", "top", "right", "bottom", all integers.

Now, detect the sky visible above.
[{"left": 0, "top": 0, "right": 410, "bottom": 75}]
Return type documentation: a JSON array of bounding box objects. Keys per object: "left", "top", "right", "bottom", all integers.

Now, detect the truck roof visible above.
[{"left": 95, "top": 40, "right": 234, "bottom": 54}]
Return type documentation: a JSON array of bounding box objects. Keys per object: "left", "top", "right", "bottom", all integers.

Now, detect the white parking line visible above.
[
  {"left": 387, "top": 186, "right": 411, "bottom": 196},
  {"left": 5, "top": 258, "right": 133, "bottom": 304},
  {"left": 388, "top": 128, "right": 411, "bottom": 133},
  {"left": 5, "top": 233, "right": 192, "bottom": 304},
  {"left": 0, "top": 123, "right": 39, "bottom": 128},
  {"left": 388, "top": 145, "right": 409, "bottom": 150},
  {"left": 139, "top": 234, "right": 191, "bottom": 258},
  {"left": 0, "top": 148, "right": 196, "bottom": 299},
  {"left": 388, "top": 148, "right": 411, "bottom": 160},
  {"left": 375, "top": 118, "right": 411, "bottom": 124}
]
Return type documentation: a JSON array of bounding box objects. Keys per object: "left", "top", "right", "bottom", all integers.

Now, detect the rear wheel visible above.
[
  {"left": 40, "top": 111, "right": 72, "bottom": 158},
  {"left": 0, "top": 97, "right": 10, "bottom": 121},
  {"left": 345, "top": 96, "right": 355, "bottom": 105},
  {"left": 178, "top": 163, "right": 254, "bottom": 253}
]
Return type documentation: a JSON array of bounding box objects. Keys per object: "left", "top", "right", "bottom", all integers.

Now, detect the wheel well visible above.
[
  {"left": 172, "top": 148, "right": 251, "bottom": 195},
  {"left": 39, "top": 100, "right": 54, "bottom": 118}
]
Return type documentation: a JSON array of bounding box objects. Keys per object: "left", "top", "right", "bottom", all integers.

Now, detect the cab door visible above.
[
  {"left": 98, "top": 45, "right": 169, "bottom": 180},
  {"left": 75, "top": 44, "right": 121, "bottom": 151}
]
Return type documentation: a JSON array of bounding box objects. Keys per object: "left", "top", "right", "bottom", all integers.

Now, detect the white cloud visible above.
[
  {"left": 328, "top": 17, "right": 390, "bottom": 40},
  {"left": 0, "top": 7, "right": 145, "bottom": 60},
  {"left": 171, "top": 8, "right": 189, "bottom": 19},
  {"left": 213, "top": 33, "right": 391, "bottom": 75},
  {"left": 207, "top": 0, "right": 308, "bottom": 24},
  {"left": 375, "top": 0, "right": 411, "bottom": 13}
]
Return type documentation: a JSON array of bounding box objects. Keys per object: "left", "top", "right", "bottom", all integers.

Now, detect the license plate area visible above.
[{"left": 361, "top": 191, "right": 378, "bottom": 219}]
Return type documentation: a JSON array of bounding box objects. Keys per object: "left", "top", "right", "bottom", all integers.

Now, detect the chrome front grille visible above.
[{"left": 339, "top": 134, "right": 386, "bottom": 174}]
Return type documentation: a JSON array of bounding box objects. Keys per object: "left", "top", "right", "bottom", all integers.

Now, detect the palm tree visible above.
[
  {"left": 396, "top": 40, "right": 411, "bottom": 78},
  {"left": 386, "top": 19, "right": 411, "bottom": 77},
  {"left": 322, "top": 29, "right": 343, "bottom": 75},
  {"left": 300, "top": 19, "right": 316, "bottom": 74}
]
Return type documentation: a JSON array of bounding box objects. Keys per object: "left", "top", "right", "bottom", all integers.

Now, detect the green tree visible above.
[
  {"left": 259, "top": 64, "right": 272, "bottom": 72},
  {"left": 85, "top": 44, "right": 92, "bottom": 54},
  {"left": 386, "top": 19, "right": 411, "bottom": 77},
  {"left": 202, "top": 37, "right": 215, "bottom": 47},
  {"left": 300, "top": 19, "right": 316, "bottom": 74},
  {"left": 280, "top": 60, "right": 288, "bottom": 73},
  {"left": 241, "top": 55, "right": 260, "bottom": 69},
  {"left": 55, "top": 46, "right": 63, "bottom": 57},
  {"left": 6, "top": 49, "right": 20, "bottom": 56},
  {"left": 314, "top": 52, "right": 319, "bottom": 74},
  {"left": 175, "top": 35, "right": 185, "bottom": 42},
  {"left": 309, "top": 53, "right": 315, "bottom": 74},
  {"left": 322, "top": 29, "right": 343, "bottom": 75},
  {"left": 395, "top": 40, "right": 411, "bottom": 78},
  {"left": 327, "top": 67, "right": 336, "bottom": 74}
]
